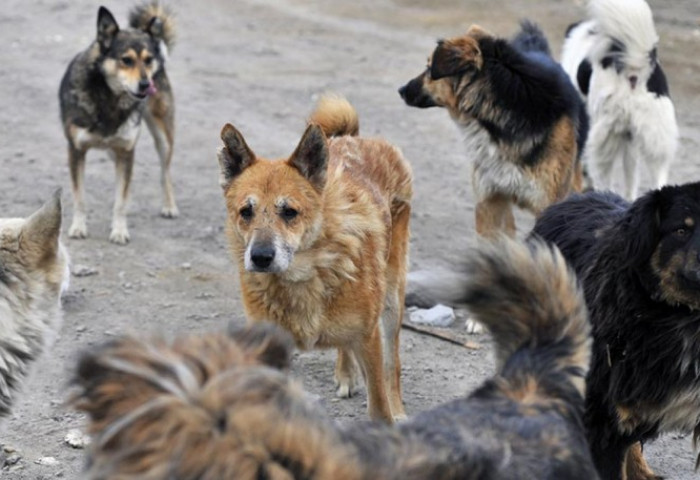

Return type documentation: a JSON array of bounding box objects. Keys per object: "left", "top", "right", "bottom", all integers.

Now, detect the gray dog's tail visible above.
[
  {"left": 461, "top": 239, "right": 591, "bottom": 397},
  {"left": 129, "top": 1, "right": 176, "bottom": 52},
  {"left": 511, "top": 20, "right": 552, "bottom": 56}
]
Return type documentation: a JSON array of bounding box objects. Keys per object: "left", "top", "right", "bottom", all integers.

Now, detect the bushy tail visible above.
[
  {"left": 588, "top": 0, "right": 658, "bottom": 56},
  {"left": 511, "top": 20, "right": 551, "bottom": 56},
  {"left": 308, "top": 93, "right": 359, "bottom": 137},
  {"left": 72, "top": 323, "right": 360, "bottom": 479},
  {"left": 461, "top": 239, "right": 591, "bottom": 396},
  {"left": 129, "top": 1, "right": 176, "bottom": 51}
]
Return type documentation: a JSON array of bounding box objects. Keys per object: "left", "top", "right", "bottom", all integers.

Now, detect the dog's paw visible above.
[
  {"left": 68, "top": 221, "right": 88, "bottom": 239},
  {"left": 464, "top": 317, "right": 484, "bottom": 334},
  {"left": 161, "top": 205, "right": 179, "bottom": 219},
  {"left": 109, "top": 228, "right": 130, "bottom": 245},
  {"left": 334, "top": 373, "right": 361, "bottom": 399}
]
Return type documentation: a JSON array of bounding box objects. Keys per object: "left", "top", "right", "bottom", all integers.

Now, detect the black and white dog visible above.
[{"left": 561, "top": 0, "right": 678, "bottom": 200}]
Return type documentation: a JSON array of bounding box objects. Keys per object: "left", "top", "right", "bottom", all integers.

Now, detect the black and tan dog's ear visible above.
[
  {"left": 288, "top": 124, "right": 328, "bottom": 191},
  {"left": 430, "top": 36, "right": 482, "bottom": 80},
  {"left": 218, "top": 123, "right": 256, "bottom": 189},
  {"left": 21, "top": 189, "right": 62, "bottom": 259},
  {"left": 229, "top": 323, "right": 295, "bottom": 371},
  {"left": 620, "top": 190, "right": 661, "bottom": 268},
  {"left": 97, "top": 6, "right": 119, "bottom": 51}
]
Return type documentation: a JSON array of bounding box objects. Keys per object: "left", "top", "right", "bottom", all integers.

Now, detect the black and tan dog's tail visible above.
[
  {"left": 462, "top": 239, "right": 591, "bottom": 397},
  {"left": 129, "top": 1, "right": 176, "bottom": 52},
  {"left": 71, "top": 323, "right": 360, "bottom": 479},
  {"left": 308, "top": 93, "right": 360, "bottom": 137}
]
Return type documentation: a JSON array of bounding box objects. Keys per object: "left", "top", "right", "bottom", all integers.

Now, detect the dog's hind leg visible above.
[
  {"left": 334, "top": 348, "right": 360, "bottom": 398},
  {"left": 381, "top": 202, "right": 410, "bottom": 420},
  {"left": 145, "top": 94, "right": 178, "bottom": 218},
  {"left": 624, "top": 443, "right": 662, "bottom": 480},
  {"left": 353, "top": 327, "right": 393, "bottom": 423},
  {"left": 109, "top": 148, "right": 135, "bottom": 245},
  {"left": 68, "top": 145, "right": 88, "bottom": 239},
  {"left": 622, "top": 147, "right": 640, "bottom": 200}
]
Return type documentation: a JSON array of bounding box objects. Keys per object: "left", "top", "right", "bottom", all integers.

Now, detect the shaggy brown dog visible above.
[{"left": 72, "top": 239, "right": 599, "bottom": 480}]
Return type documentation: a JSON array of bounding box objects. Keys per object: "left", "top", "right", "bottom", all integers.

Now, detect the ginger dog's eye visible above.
[
  {"left": 280, "top": 207, "right": 298, "bottom": 222},
  {"left": 240, "top": 206, "right": 253, "bottom": 220}
]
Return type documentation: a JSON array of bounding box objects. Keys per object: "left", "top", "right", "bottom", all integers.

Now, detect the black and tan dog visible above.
[
  {"left": 532, "top": 182, "right": 700, "bottom": 479},
  {"left": 399, "top": 21, "right": 588, "bottom": 238},
  {"left": 72, "top": 239, "right": 599, "bottom": 479},
  {"left": 59, "top": 3, "right": 177, "bottom": 244}
]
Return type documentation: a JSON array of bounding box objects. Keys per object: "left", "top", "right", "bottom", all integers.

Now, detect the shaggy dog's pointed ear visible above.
[
  {"left": 619, "top": 190, "right": 661, "bottom": 268},
  {"left": 228, "top": 323, "right": 295, "bottom": 371},
  {"left": 97, "top": 6, "right": 119, "bottom": 51},
  {"left": 288, "top": 124, "right": 328, "bottom": 192},
  {"left": 430, "top": 35, "right": 482, "bottom": 80},
  {"left": 22, "top": 189, "right": 62, "bottom": 259},
  {"left": 218, "top": 123, "right": 256, "bottom": 189}
]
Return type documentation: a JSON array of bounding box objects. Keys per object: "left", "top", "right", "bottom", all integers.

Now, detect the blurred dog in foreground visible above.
[
  {"left": 59, "top": 2, "right": 178, "bottom": 244},
  {"left": 216, "top": 94, "right": 413, "bottom": 422},
  {"left": 0, "top": 190, "right": 69, "bottom": 418},
  {"left": 72, "top": 239, "right": 599, "bottom": 479}
]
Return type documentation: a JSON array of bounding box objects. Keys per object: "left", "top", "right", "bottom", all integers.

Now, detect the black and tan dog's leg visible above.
[
  {"left": 110, "top": 148, "right": 135, "bottom": 245},
  {"left": 475, "top": 194, "right": 515, "bottom": 239},
  {"left": 68, "top": 145, "right": 88, "bottom": 239},
  {"left": 624, "top": 443, "right": 662, "bottom": 480},
  {"left": 145, "top": 92, "right": 178, "bottom": 218}
]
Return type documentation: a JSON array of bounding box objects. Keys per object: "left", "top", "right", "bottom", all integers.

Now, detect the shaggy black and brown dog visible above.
[
  {"left": 72, "top": 240, "right": 599, "bottom": 479},
  {"left": 532, "top": 182, "right": 700, "bottom": 480}
]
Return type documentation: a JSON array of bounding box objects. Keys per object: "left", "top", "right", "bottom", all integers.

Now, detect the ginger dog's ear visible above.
[
  {"left": 218, "top": 123, "right": 256, "bottom": 189},
  {"left": 288, "top": 124, "right": 329, "bottom": 192}
]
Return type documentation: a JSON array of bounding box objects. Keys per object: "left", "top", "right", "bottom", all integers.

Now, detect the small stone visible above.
[
  {"left": 409, "top": 304, "right": 455, "bottom": 327},
  {"left": 72, "top": 264, "right": 98, "bottom": 277},
  {"left": 64, "top": 429, "right": 91, "bottom": 449},
  {"left": 180, "top": 262, "right": 192, "bottom": 270},
  {"left": 5, "top": 453, "right": 21, "bottom": 465},
  {"left": 35, "top": 457, "right": 59, "bottom": 466}
]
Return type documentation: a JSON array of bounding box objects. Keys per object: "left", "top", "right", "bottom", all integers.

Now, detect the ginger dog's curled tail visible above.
[
  {"left": 461, "top": 239, "right": 591, "bottom": 397},
  {"left": 308, "top": 94, "right": 359, "bottom": 137},
  {"left": 129, "top": 1, "right": 176, "bottom": 52}
]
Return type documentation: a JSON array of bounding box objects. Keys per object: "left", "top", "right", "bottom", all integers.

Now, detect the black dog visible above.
[{"left": 532, "top": 183, "right": 700, "bottom": 479}]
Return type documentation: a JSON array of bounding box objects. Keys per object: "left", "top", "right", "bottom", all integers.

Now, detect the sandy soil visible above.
[{"left": 1, "top": 0, "right": 700, "bottom": 477}]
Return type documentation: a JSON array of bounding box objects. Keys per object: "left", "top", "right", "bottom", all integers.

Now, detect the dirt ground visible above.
[{"left": 2, "top": 0, "right": 700, "bottom": 478}]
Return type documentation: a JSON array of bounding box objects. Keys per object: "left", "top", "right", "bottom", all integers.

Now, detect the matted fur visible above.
[
  {"left": 532, "top": 182, "right": 700, "bottom": 479},
  {"left": 0, "top": 191, "right": 69, "bottom": 417},
  {"left": 399, "top": 21, "right": 587, "bottom": 238},
  {"left": 72, "top": 239, "right": 598, "bottom": 480},
  {"left": 59, "top": 2, "right": 179, "bottom": 244},
  {"left": 217, "top": 94, "right": 413, "bottom": 422}
]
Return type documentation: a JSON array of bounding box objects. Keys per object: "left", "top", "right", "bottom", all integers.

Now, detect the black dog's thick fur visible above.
[{"left": 532, "top": 183, "right": 700, "bottom": 479}]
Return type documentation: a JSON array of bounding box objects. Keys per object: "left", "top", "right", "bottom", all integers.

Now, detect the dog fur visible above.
[
  {"left": 532, "top": 182, "right": 700, "bottom": 479},
  {"left": 561, "top": 0, "right": 678, "bottom": 200},
  {"left": 59, "top": 2, "right": 178, "bottom": 244},
  {"left": 72, "top": 239, "right": 599, "bottom": 480},
  {"left": 216, "top": 94, "right": 413, "bottom": 422},
  {"left": 0, "top": 190, "right": 69, "bottom": 417},
  {"left": 399, "top": 21, "right": 588, "bottom": 238}
]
